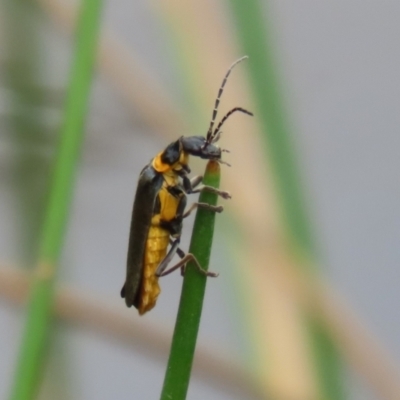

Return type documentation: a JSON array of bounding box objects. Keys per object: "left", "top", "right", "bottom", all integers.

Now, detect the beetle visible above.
[{"left": 121, "top": 56, "right": 253, "bottom": 314}]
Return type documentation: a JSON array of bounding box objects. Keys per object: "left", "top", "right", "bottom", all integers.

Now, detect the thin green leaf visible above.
[{"left": 9, "top": 1, "right": 104, "bottom": 399}]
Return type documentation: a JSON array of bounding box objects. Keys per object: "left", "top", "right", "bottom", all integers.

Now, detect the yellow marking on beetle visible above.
[
  {"left": 137, "top": 178, "right": 184, "bottom": 314},
  {"left": 152, "top": 151, "right": 190, "bottom": 174},
  {"left": 178, "top": 151, "right": 189, "bottom": 168},
  {"left": 158, "top": 185, "right": 180, "bottom": 221},
  {"left": 138, "top": 226, "right": 168, "bottom": 314},
  {"left": 152, "top": 151, "right": 170, "bottom": 173}
]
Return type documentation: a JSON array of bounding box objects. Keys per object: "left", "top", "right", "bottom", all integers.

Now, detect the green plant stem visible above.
[
  {"left": 229, "top": 1, "right": 344, "bottom": 399},
  {"left": 160, "top": 160, "right": 221, "bottom": 400},
  {"left": 4, "top": 1, "right": 50, "bottom": 265},
  {"left": 9, "top": 1, "right": 104, "bottom": 399}
]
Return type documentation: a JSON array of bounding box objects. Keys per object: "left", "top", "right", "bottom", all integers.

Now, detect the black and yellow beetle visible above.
[{"left": 121, "top": 56, "right": 253, "bottom": 314}]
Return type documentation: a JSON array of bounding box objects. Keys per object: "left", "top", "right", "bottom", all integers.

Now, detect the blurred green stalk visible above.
[
  {"left": 160, "top": 160, "right": 221, "bottom": 400},
  {"left": 229, "top": 1, "right": 344, "bottom": 399},
  {"left": 9, "top": 1, "right": 104, "bottom": 399},
  {"left": 3, "top": 1, "right": 49, "bottom": 265}
]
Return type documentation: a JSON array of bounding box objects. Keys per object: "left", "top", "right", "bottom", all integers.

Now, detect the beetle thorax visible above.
[{"left": 152, "top": 148, "right": 189, "bottom": 174}]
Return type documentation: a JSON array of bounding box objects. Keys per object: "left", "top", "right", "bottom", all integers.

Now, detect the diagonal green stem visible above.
[
  {"left": 9, "top": 1, "right": 104, "bottom": 399},
  {"left": 160, "top": 160, "right": 221, "bottom": 400}
]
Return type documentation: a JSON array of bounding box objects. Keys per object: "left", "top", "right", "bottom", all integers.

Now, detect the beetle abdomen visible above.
[{"left": 137, "top": 226, "right": 169, "bottom": 314}]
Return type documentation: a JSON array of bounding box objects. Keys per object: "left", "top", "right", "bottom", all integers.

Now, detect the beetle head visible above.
[{"left": 180, "top": 136, "right": 221, "bottom": 160}]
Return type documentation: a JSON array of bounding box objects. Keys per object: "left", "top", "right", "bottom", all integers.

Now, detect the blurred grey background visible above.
[{"left": 0, "top": 1, "right": 399, "bottom": 399}]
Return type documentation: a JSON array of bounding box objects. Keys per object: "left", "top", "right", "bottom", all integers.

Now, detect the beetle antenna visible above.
[
  {"left": 212, "top": 130, "right": 222, "bottom": 143},
  {"left": 212, "top": 107, "right": 253, "bottom": 141},
  {"left": 206, "top": 56, "right": 249, "bottom": 142}
]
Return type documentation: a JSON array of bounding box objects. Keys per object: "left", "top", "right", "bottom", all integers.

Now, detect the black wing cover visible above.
[{"left": 121, "top": 164, "right": 163, "bottom": 307}]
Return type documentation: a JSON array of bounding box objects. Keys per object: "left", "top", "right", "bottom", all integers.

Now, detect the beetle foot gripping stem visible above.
[
  {"left": 191, "top": 185, "right": 231, "bottom": 200},
  {"left": 182, "top": 253, "right": 219, "bottom": 277},
  {"left": 182, "top": 202, "right": 223, "bottom": 219},
  {"left": 216, "top": 189, "right": 231, "bottom": 199},
  {"left": 167, "top": 240, "right": 219, "bottom": 278},
  {"left": 158, "top": 253, "right": 219, "bottom": 278}
]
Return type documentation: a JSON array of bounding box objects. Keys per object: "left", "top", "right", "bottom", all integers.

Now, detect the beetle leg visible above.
[
  {"left": 182, "top": 175, "right": 199, "bottom": 192},
  {"left": 183, "top": 175, "right": 230, "bottom": 199},
  {"left": 183, "top": 202, "right": 223, "bottom": 218},
  {"left": 168, "top": 240, "right": 186, "bottom": 259},
  {"left": 158, "top": 251, "right": 219, "bottom": 278},
  {"left": 217, "top": 159, "right": 231, "bottom": 167},
  {"left": 190, "top": 185, "right": 231, "bottom": 199},
  {"left": 190, "top": 175, "right": 203, "bottom": 189},
  {"left": 155, "top": 238, "right": 181, "bottom": 276},
  {"left": 168, "top": 239, "right": 186, "bottom": 275}
]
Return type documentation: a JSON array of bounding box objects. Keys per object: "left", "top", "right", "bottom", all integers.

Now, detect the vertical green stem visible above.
[
  {"left": 160, "top": 161, "right": 221, "bottom": 400},
  {"left": 229, "top": 1, "right": 344, "bottom": 399},
  {"left": 9, "top": 1, "right": 104, "bottom": 399},
  {"left": 230, "top": 1, "right": 314, "bottom": 252}
]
